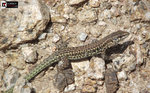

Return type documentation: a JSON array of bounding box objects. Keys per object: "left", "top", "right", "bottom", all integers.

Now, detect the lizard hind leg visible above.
[
  {"left": 53, "top": 69, "right": 75, "bottom": 91},
  {"left": 53, "top": 56, "right": 75, "bottom": 91},
  {"left": 57, "top": 56, "right": 71, "bottom": 71}
]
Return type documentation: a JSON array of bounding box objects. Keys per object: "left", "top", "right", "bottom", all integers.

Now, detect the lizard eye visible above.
[{"left": 113, "top": 37, "right": 118, "bottom": 42}]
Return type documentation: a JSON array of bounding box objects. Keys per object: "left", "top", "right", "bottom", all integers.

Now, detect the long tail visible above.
[
  {"left": 25, "top": 56, "right": 59, "bottom": 81},
  {"left": 3, "top": 54, "right": 59, "bottom": 93}
]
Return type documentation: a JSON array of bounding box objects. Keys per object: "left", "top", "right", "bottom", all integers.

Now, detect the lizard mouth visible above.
[{"left": 119, "top": 34, "right": 130, "bottom": 44}]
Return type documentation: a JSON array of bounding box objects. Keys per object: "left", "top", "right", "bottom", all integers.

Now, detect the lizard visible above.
[{"left": 4, "top": 30, "right": 130, "bottom": 93}]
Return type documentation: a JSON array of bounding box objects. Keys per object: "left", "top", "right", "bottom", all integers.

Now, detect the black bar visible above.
[{"left": 6, "top": 1, "right": 18, "bottom": 8}]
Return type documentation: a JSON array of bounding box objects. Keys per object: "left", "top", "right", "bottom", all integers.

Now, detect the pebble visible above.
[
  {"left": 71, "top": 60, "right": 90, "bottom": 89},
  {"left": 89, "top": 27, "right": 102, "bottom": 37},
  {"left": 84, "top": 78, "right": 97, "bottom": 85},
  {"left": 3, "top": 52, "right": 25, "bottom": 69},
  {"left": 51, "top": 15, "right": 67, "bottom": 23},
  {"left": 147, "top": 83, "right": 150, "bottom": 89},
  {"left": 145, "top": 12, "right": 150, "bottom": 20},
  {"left": 135, "top": 43, "right": 144, "bottom": 65},
  {"left": 52, "top": 34, "right": 60, "bottom": 43},
  {"left": 0, "top": 66, "right": 4, "bottom": 88},
  {"left": 38, "top": 33, "right": 47, "bottom": 40},
  {"left": 78, "top": 32, "right": 88, "bottom": 42},
  {"left": 64, "top": 84, "right": 76, "bottom": 92},
  {"left": 69, "top": 0, "right": 88, "bottom": 6},
  {"left": 77, "top": 9, "right": 97, "bottom": 23},
  {"left": 97, "top": 21, "right": 107, "bottom": 26},
  {"left": 102, "top": 9, "right": 112, "bottom": 19},
  {"left": 113, "top": 54, "right": 136, "bottom": 72},
  {"left": 97, "top": 80, "right": 104, "bottom": 86},
  {"left": 130, "top": 1, "right": 150, "bottom": 21},
  {"left": 82, "top": 84, "right": 96, "bottom": 93},
  {"left": 3, "top": 67, "right": 20, "bottom": 89},
  {"left": 21, "top": 47, "right": 37, "bottom": 63},
  {"left": 89, "top": 0, "right": 100, "bottom": 8},
  {"left": 13, "top": 76, "right": 32, "bottom": 93},
  {"left": 135, "top": 24, "right": 141, "bottom": 30},
  {"left": 72, "top": 60, "right": 90, "bottom": 71},
  {"left": 117, "top": 70, "right": 128, "bottom": 80},
  {"left": 88, "top": 57, "right": 105, "bottom": 80}
]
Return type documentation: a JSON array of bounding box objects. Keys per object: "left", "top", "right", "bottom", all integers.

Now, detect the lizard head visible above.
[{"left": 111, "top": 30, "right": 130, "bottom": 43}]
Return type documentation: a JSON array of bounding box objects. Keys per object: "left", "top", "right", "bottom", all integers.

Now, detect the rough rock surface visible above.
[
  {"left": 0, "top": 0, "right": 50, "bottom": 50},
  {"left": 1, "top": 0, "right": 150, "bottom": 93}
]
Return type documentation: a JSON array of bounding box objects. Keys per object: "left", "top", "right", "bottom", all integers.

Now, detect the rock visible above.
[
  {"left": 64, "top": 84, "right": 76, "bottom": 92},
  {"left": 0, "top": 0, "right": 50, "bottom": 50},
  {"left": 97, "top": 80, "right": 104, "bottom": 86},
  {"left": 38, "top": 33, "right": 47, "bottom": 40},
  {"left": 84, "top": 78, "right": 97, "bottom": 85},
  {"left": 77, "top": 9, "right": 97, "bottom": 23},
  {"left": 147, "top": 83, "right": 150, "bottom": 89},
  {"left": 82, "top": 85, "right": 96, "bottom": 92},
  {"left": 88, "top": 57, "right": 105, "bottom": 80},
  {"left": 82, "top": 84, "right": 97, "bottom": 93},
  {"left": 102, "top": 9, "right": 112, "bottom": 19},
  {"left": 13, "top": 76, "right": 32, "bottom": 93},
  {"left": 135, "top": 43, "right": 144, "bottom": 65},
  {"left": 3, "top": 52, "right": 25, "bottom": 69},
  {"left": 71, "top": 60, "right": 90, "bottom": 72},
  {"left": 69, "top": 0, "right": 88, "bottom": 6},
  {"left": 82, "top": 79, "right": 97, "bottom": 93},
  {"left": 105, "top": 68, "right": 119, "bottom": 93},
  {"left": 89, "top": 0, "right": 100, "bottom": 8},
  {"left": 135, "top": 24, "right": 141, "bottom": 30},
  {"left": 51, "top": 15, "right": 67, "bottom": 23},
  {"left": 52, "top": 34, "right": 60, "bottom": 43},
  {"left": 54, "top": 69, "right": 75, "bottom": 91},
  {"left": 101, "top": 2, "right": 112, "bottom": 10},
  {"left": 110, "top": 6, "right": 121, "bottom": 17},
  {"left": 0, "top": 54, "right": 4, "bottom": 89},
  {"left": 145, "top": 12, "right": 150, "bottom": 20},
  {"left": 89, "top": 25, "right": 103, "bottom": 37},
  {"left": 113, "top": 54, "right": 136, "bottom": 72},
  {"left": 97, "top": 21, "right": 107, "bottom": 26},
  {"left": 21, "top": 47, "right": 37, "bottom": 63},
  {"left": 132, "top": 0, "right": 141, "bottom": 5},
  {"left": 130, "top": 1, "right": 150, "bottom": 22},
  {"left": 3, "top": 67, "right": 20, "bottom": 90},
  {"left": 78, "top": 32, "right": 88, "bottom": 42},
  {"left": 117, "top": 70, "right": 128, "bottom": 80},
  {"left": 71, "top": 60, "right": 90, "bottom": 90}
]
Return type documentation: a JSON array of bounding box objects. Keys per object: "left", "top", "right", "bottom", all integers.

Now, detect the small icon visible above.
[
  {"left": 1, "top": 1, "right": 18, "bottom": 8},
  {"left": 1, "top": 1, "right": 7, "bottom": 8}
]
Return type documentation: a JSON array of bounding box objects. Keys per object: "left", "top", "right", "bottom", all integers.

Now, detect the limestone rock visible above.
[
  {"left": 3, "top": 67, "right": 20, "bottom": 90},
  {"left": 69, "top": 0, "right": 88, "bottom": 6},
  {"left": 78, "top": 32, "right": 88, "bottom": 42},
  {"left": 89, "top": 0, "right": 100, "bottom": 8},
  {"left": 3, "top": 52, "right": 25, "bottom": 69},
  {"left": 77, "top": 9, "right": 97, "bottom": 23},
  {"left": 13, "top": 76, "right": 32, "bottom": 93},
  {"left": 0, "top": 0, "right": 50, "bottom": 50},
  {"left": 21, "top": 46, "right": 37, "bottom": 63},
  {"left": 88, "top": 57, "right": 105, "bottom": 80}
]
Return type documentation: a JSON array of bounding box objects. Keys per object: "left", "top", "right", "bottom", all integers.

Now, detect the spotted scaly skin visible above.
[{"left": 4, "top": 30, "right": 129, "bottom": 93}]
